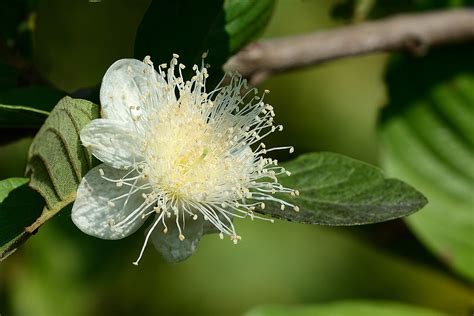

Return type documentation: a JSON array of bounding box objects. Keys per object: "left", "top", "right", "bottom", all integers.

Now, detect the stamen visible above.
[
  {"left": 96, "top": 56, "right": 298, "bottom": 263},
  {"left": 132, "top": 212, "right": 164, "bottom": 266}
]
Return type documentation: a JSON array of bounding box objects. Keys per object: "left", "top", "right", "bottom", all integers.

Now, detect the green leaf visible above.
[
  {"left": 245, "top": 301, "right": 448, "bottom": 316},
  {"left": 0, "top": 178, "right": 28, "bottom": 202},
  {"left": 0, "top": 177, "right": 44, "bottom": 260},
  {"left": 134, "top": 0, "right": 274, "bottom": 82},
  {"left": 0, "top": 86, "right": 65, "bottom": 112},
  {"left": 2, "top": 96, "right": 99, "bottom": 259},
  {"left": 0, "top": 86, "right": 65, "bottom": 128},
  {"left": 24, "top": 96, "right": 99, "bottom": 233},
  {"left": 0, "top": 85, "right": 66, "bottom": 145},
  {"left": 259, "top": 152, "right": 427, "bottom": 225},
  {"left": 0, "top": 103, "right": 49, "bottom": 128},
  {"left": 331, "top": 0, "right": 376, "bottom": 22},
  {"left": 333, "top": 0, "right": 472, "bottom": 20},
  {"left": 380, "top": 44, "right": 474, "bottom": 281},
  {"left": 0, "top": 0, "right": 37, "bottom": 59},
  {"left": 0, "top": 63, "right": 18, "bottom": 89}
]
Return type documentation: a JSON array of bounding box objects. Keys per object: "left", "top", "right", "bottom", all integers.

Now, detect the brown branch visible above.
[{"left": 224, "top": 9, "right": 474, "bottom": 85}]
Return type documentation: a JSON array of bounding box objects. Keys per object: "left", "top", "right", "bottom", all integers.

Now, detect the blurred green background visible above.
[{"left": 0, "top": 1, "right": 472, "bottom": 315}]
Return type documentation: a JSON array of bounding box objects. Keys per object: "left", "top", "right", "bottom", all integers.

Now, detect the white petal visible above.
[
  {"left": 80, "top": 119, "right": 143, "bottom": 169},
  {"left": 71, "top": 164, "right": 150, "bottom": 239},
  {"left": 149, "top": 216, "right": 204, "bottom": 263},
  {"left": 100, "top": 58, "right": 165, "bottom": 124}
]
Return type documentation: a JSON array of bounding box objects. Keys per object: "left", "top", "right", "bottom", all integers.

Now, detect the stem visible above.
[{"left": 224, "top": 9, "right": 474, "bottom": 85}]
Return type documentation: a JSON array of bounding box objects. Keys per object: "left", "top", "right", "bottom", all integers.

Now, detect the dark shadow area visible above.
[
  {"left": 0, "top": 183, "right": 44, "bottom": 247},
  {"left": 135, "top": 0, "right": 229, "bottom": 87}
]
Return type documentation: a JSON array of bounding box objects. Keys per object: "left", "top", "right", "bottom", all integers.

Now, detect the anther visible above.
[{"left": 143, "top": 55, "right": 153, "bottom": 66}]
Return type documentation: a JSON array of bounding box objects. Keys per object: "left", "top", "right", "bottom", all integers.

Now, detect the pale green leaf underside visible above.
[
  {"left": 1, "top": 97, "right": 99, "bottom": 259},
  {"left": 259, "top": 152, "right": 427, "bottom": 225},
  {"left": 245, "top": 301, "right": 448, "bottom": 316},
  {"left": 25, "top": 96, "right": 99, "bottom": 224},
  {"left": 381, "top": 44, "right": 474, "bottom": 282}
]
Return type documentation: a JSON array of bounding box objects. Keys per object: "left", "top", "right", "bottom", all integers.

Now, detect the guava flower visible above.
[{"left": 71, "top": 55, "right": 298, "bottom": 264}]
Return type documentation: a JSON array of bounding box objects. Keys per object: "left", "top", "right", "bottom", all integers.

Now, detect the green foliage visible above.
[
  {"left": 0, "top": 85, "right": 65, "bottom": 126},
  {"left": 135, "top": 0, "right": 274, "bottom": 82},
  {"left": 331, "top": 0, "right": 472, "bottom": 21},
  {"left": 331, "top": 0, "right": 376, "bottom": 21},
  {"left": 0, "top": 63, "right": 18, "bottom": 89},
  {"left": 1, "top": 97, "right": 99, "bottom": 258},
  {"left": 246, "top": 301, "right": 448, "bottom": 316},
  {"left": 0, "top": 103, "right": 49, "bottom": 128},
  {"left": 33, "top": 0, "right": 149, "bottom": 93},
  {"left": 380, "top": 44, "right": 474, "bottom": 281},
  {"left": 25, "top": 96, "right": 99, "bottom": 226},
  {"left": 0, "top": 177, "right": 44, "bottom": 259},
  {"left": 0, "top": 1, "right": 473, "bottom": 314},
  {"left": 0, "top": 86, "right": 65, "bottom": 145},
  {"left": 369, "top": 0, "right": 472, "bottom": 17},
  {"left": 0, "top": 86, "right": 65, "bottom": 112},
  {"left": 224, "top": 0, "right": 275, "bottom": 52},
  {"left": 0, "top": 178, "right": 27, "bottom": 202},
  {"left": 259, "top": 152, "right": 427, "bottom": 225},
  {"left": 0, "top": 0, "right": 38, "bottom": 59}
]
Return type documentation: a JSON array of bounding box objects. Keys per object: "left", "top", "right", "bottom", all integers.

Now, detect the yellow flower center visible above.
[{"left": 143, "top": 95, "right": 252, "bottom": 202}]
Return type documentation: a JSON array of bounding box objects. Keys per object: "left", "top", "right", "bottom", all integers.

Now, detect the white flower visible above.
[{"left": 71, "top": 55, "right": 298, "bottom": 264}]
